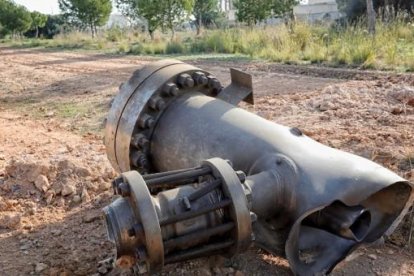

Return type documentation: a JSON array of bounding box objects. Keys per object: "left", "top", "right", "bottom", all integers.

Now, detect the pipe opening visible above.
[
  {"left": 349, "top": 209, "right": 371, "bottom": 242},
  {"left": 303, "top": 200, "right": 371, "bottom": 242}
]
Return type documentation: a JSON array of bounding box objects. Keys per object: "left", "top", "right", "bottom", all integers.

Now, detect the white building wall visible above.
[
  {"left": 294, "top": 0, "right": 341, "bottom": 21},
  {"left": 220, "top": 0, "right": 341, "bottom": 22}
]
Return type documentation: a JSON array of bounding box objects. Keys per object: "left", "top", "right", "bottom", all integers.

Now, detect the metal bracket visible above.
[{"left": 217, "top": 68, "right": 254, "bottom": 105}]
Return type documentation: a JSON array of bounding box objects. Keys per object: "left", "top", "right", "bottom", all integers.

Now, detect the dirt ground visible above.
[{"left": 0, "top": 47, "right": 413, "bottom": 276}]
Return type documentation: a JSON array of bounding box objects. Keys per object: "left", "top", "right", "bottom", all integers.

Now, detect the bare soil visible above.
[{"left": 0, "top": 47, "right": 413, "bottom": 276}]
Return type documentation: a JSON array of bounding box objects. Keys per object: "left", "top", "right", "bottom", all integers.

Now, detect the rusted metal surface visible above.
[
  {"left": 104, "top": 158, "right": 252, "bottom": 274},
  {"left": 103, "top": 59, "right": 414, "bottom": 275},
  {"left": 105, "top": 59, "right": 185, "bottom": 172},
  {"left": 217, "top": 68, "right": 254, "bottom": 105}
]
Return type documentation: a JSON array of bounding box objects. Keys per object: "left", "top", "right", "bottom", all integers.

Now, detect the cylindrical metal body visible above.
[
  {"left": 104, "top": 60, "right": 413, "bottom": 276},
  {"left": 151, "top": 92, "right": 413, "bottom": 275}
]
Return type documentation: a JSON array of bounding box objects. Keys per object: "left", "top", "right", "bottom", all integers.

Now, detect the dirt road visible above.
[{"left": 0, "top": 47, "right": 413, "bottom": 275}]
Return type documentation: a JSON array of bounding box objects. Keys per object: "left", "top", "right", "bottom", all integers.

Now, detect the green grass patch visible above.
[{"left": 2, "top": 18, "right": 414, "bottom": 71}]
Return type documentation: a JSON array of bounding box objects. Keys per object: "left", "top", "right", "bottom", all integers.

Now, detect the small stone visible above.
[
  {"left": 45, "top": 111, "right": 55, "bottom": 117},
  {"left": 75, "top": 167, "right": 91, "bottom": 177},
  {"left": 368, "top": 254, "right": 377, "bottom": 260},
  {"left": 72, "top": 195, "right": 81, "bottom": 203},
  {"left": 26, "top": 207, "right": 36, "bottom": 216},
  {"left": 81, "top": 188, "right": 90, "bottom": 203},
  {"left": 391, "top": 107, "right": 403, "bottom": 115},
  {"left": 98, "top": 181, "right": 111, "bottom": 192},
  {"left": 20, "top": 243, "right": 31, "bottom": 250},
  {"left": 83, "top": 211, "right": 101, "bottom": 223},
  {"left": 56, "top": 197, "right": 66, "bottom": 207},
  {"left": 97, "top": 266, "right": 107, "bottom": 274},
  {"left": 45, "top": 192, "right": 54, "bottom": 205},
  {"left": 62, "top": 185, "right": 76, "bottom": 196},
  {"left": 35, "top": 262, "right": 48, "bottom": 273},
  {"left": 0, "top": 212, "right": 22, "bottom": 229},
  {"left": 51, "top": 229, "right": 62, "bottom": 236},
  {"left": 34, "top": 175, "right": 50, "bottom": 193}
]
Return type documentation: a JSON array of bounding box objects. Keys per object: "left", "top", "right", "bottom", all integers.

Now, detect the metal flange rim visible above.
[
  {"left": 203, "top": 158, "right": 252, "bottom": 255},
  {"left": 121, "top": 170, "right": 164, "bottom": 273}
]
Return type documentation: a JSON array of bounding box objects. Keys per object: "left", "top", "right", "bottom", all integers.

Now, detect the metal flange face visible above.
[
  {"left": 121, "top": 171, "right": 164, "bottom": 273},
  {"left": 203, "top": 158, "right": 252, "bottom": 256},
  {"left": 106, "top": 60, "right": 185, "bottom": 172},
  {"left": 107, "top": 60, "right": 221, "bottom": 173}
]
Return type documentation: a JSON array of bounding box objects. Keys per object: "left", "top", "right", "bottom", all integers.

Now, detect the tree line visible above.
[
  {"left": 1, "top": 0, "right": 413, "bottom": 39},
  {"left": 0, "top": 0, "right": 47, "bottom": 38}
]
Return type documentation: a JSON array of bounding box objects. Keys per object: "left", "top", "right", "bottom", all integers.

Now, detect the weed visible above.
[{"left": 2, "top": 15, "right": 413, "bottom": 70}]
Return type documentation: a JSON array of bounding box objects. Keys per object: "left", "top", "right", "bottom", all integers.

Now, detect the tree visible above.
[
  {"left": 234, "top": 0, "right": 272, "bottom": 26},
  {"left": 30, "top": 11, "right": 47, "bottom": 38},
  {"left": 115, "top": 0, "right": 164, "bottom": 39},
  {"left": 337, "top": 0, "right": 414, "bottom": 21},
  {"left": 162, "top": 0, "right": 194, "bottom": 38},
  {"left": 0, "top": 0, "right": 32, "bottom": 37},
  {"left": 271, "top": 0, "right": 297, "bottom": 20},
  {"left": 366, "top": 0, "right": 376, "bottom": 34},
  {"left": 234, "top": 0, "right": 297, "bottom": 26},
  {"left": 193, "top": 0, "right": 220, "bottom": 35},
  {"left": 115, "top": 0, "right": 194, "bottom": 39},
  {"left": 58, "top": 0, "right": 112, "bottom": 38}
]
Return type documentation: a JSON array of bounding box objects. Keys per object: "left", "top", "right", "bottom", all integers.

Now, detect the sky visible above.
[{"left": 14, "top": 0, "right": 119, "bottom": 15}]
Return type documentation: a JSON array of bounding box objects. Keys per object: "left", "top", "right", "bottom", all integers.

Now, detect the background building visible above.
[
  {"left": 220, "top": 0, "right": 341, "bottom": 22},
  {"left": 294, "top": 0, "right": 341, "bottom": 21}
]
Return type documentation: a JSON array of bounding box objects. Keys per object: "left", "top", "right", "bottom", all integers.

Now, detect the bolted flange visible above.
[{"left": 105, "top": 60, "right": 218, "bottom": 173}]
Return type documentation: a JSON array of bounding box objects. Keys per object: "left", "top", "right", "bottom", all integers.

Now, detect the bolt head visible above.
[
  {"left": 193, "top": 72, "right": 208, "bottom": 86},
  {"left": 290, "top": 127, "right": 303, "bottom": 136},
  {"left": 146, "top": 117, "right": 155, "bottom": 128},
  {"left": 236, "top": 171, "right": 246, "bottom": 183},
  {"left": 178, "top": 74, "right": 195, "bottom": 88},
  {"left": 119, "top": 182, "right": 131, "bottom": 197},
  {"left": 138, "top": 114, "right": 154, "bottom": 129},
  {"left": 185, "top": 77, "right": 195, "bottom": 88},
  {"left": 156, "top": 99, "right": 166, "bottom": 110},
  {"left": 163, "top": 83, "right": 179, "bottom": 96},
  {"left": 208, "top": 77, "right": 222, "bottom": 94}
]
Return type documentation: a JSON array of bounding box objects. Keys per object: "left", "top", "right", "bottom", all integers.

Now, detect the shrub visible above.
[
  {"left": 165, "top": 41, "right": 186, "bottom": 54},
  {"left": 129, "top": 43, "right": 144, "bottom": 55}
]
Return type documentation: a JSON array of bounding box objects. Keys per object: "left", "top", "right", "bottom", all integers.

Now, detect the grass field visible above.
[{"left": 2, "top": 17, "right": 414, "bottom": 72}]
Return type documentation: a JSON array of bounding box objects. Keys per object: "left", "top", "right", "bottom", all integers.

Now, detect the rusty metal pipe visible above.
[{"left": 104, "top": 60, "right": 413, "bottom": 276}]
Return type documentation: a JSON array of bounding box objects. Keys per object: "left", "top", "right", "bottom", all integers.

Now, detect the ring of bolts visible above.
[{"left": 128, "top": 72, "right": 223, "bottom": 173}]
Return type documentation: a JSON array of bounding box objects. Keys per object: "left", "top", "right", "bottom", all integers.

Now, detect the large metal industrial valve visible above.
[{"left": 103, "top": 59, "right": 413, "bottom": 275}]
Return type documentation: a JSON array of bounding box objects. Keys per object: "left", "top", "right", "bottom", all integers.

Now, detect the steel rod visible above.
[
  {"left": 164, "top": 240, "right": 234, "bottom": 264},
  {"left": 143, "top": 167, "right": 201, "bottom": 180},
  {"left": 146, "top": 167, "right": 211, "bottom": 188},
  {"left": 159, "top": 199, "right": 231, "bottom": 226},
  {"left": 187, "top": 179, "right": 222, "bottom": 202},
  {"left": 163, "top": 222, "right": 234, "bottom": 250}
]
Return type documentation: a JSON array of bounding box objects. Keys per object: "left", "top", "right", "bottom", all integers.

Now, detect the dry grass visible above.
[{"left": 3, "top": 16, "right": 414, "bottom": 71}]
